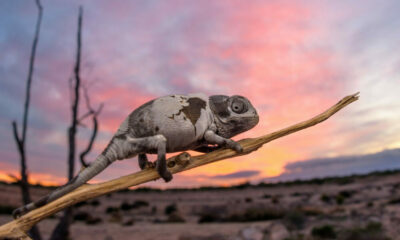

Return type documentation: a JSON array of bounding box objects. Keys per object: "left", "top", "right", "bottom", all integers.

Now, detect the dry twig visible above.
[
  {"left": 0, "top": 93, "right": 359, "bottom": 239},
  {"left": 79, "top": 84, "right": 104, "bottom": 168}
]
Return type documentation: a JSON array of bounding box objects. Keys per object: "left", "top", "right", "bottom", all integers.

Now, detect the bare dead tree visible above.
[
  {"left": 49, "top": 6, "right": 83, "bottom": 240},
  {"left": 79, "top": 85, "right": 104, "bottom": 168},
  {"left": 11, "top": 0, "right": 43, "bottom": 239}
]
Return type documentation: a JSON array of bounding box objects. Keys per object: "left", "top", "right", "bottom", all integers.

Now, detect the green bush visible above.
[
  {"left": 336, "top": 195, "right": 344, "bottom": 205},
  {"left": 225, "top": 207, "right": 285, "bottom": 222},
  {"left": 151, "top": 206, "right": 157, "bottom": 214},
  {"left": 262, "top": 194, "right": 272, "bottom": 199},
  {"left": 198, "top": 212, "right": 221, "bottom": 223},
  {"left": 388, "top": 198, "right": 400, "bottom": 204},
  {"left": 74, "top": 211, "right": 90, "bottom": 221},
  {"left": 301, "top": 207, "right": 323, "bottom": 216},
  {"left": 123, "top": 218, "right": 135, "bottom": 226},
  {"left": 90, "top": 199, "right": 100, "bottom": 206},
  {"left": 320, "top": 194, "right": 331, "bottom": 203},
  {"left": 311, "top": 225, "right": 337, "bottom": 239},
  {"left": 284, "top": 234, "right": 305, "bottom": 240},
  {"left": 74, "top": 200, "right": 88, "bottom": 208},
  {"left": 165, "top": 203, "right": 177, "bottom": 215},
  {"left": 167, "top": 212, "right": 186, "bottom": 223},
  {"left": 120, "top": 202, "right": 132, "bottom": 211},
  {"left": 86, "top": 217, "right": 102, "bottom": 225},
  {"left": 120, "top": 200, "right": 149, "bottom": 211},
  {"left": 284, "top": 210, "right": 306, "bottom": 230},
  {"left": 0, "top": 205, "right": 14, "bottom": 215},
  {"left": 344, "top": 222, "right": 390, "bottom": 240},
  {"left": 132, "top": 200, "right": 149, "bottom": 208},
  {"left": 272, "top": 196, "right": 280, "bottom": 204},
  {"left": 338, "top": 190, "right": 353, "bottom": 198},
  {"left": 105, "top": 206, "right": 118, "bottom": 214}
]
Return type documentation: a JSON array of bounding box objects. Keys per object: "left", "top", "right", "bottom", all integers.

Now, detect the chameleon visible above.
[{"left": 13, "top": 93, "right": 259, "bottom": 218}]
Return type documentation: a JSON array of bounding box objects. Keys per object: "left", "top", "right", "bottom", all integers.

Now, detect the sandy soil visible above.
[{"left": 0, "top": 171, "right": 399, "bottom": 240}]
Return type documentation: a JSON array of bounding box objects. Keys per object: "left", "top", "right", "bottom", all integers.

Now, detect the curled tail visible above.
[{"left": 12, "top": 153, "right": 116, "bottom": 219}]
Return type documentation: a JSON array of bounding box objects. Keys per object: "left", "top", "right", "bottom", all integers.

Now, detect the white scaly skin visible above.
[{"left": 13, "top": 93, "right": 259, "bottom": 218}]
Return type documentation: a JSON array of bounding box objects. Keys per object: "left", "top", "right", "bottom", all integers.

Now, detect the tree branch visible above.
[
  {"left": 79, "top": 103, "right": 103, "bottom": 168},
  {"left": 12, "top": 121, "right": 23, "bottom": 153},
  {"left": 22, "top": 0, "right": 43, "bottom": 144},
  {"left": 0, "top": 93, "right": 359, "bottom": 239},
  {"left": 79, "top": 85, "right": 104, "bottom": 168}
]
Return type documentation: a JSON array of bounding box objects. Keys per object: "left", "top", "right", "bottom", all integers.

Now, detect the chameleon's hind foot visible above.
[
  {"left": 138, "top": 154, "right": 149, "bottom": 170},
  {"left": 145, "top": 161, "right": 155, "bottom": 169}
]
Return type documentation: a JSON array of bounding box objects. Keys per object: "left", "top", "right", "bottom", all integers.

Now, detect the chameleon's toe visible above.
[
  {"left": 138, "top": 154, "right": 149, "bottom": 170},
  {"left": 139, "top": 162, "right": 147, "bottom": 170},
  {"left": 226, "top": 140, "right": 243, "bottom": 153},
  {"left": 146, "top": 161, "right": 155, "bottom": 169},
  {"left": 161, "top": 171, "right": 173, "bottom": 182},
  {"left": 234, "top": 143, "right": 243, "bottom": 153},
  {"left": 12, "top": 208, "right": 23, "bottom": 219}
]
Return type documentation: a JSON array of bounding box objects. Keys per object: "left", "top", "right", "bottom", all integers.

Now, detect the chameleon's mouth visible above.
[
  {"left": 249, "top": 115, "right": 259, "bottom": 129},
  {"left": 242, "top": 114, "right": 259, "bottom": 127},
  {"left": 233, "top": 115, "right": 259, "bottom": 131}
]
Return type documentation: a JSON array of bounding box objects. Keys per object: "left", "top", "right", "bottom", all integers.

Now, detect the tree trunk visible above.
[
  {"left": 11, "top": 0, "right": 43, "bottom": 239},
  {"left": 49, "top": 6, "right": 83, "bottom": 240}
]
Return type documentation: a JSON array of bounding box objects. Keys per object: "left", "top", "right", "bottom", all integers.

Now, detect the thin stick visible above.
[
  {"left": 79, "top": 85, "right": 104, "bottom": 168},
  {"left": 0, "top": 93, "right": 359, "bottom": 239}
]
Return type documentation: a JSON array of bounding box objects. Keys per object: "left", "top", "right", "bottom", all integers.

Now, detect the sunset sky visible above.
[{"left": 0, "top": 0, "right": 399, "bottom": 188}]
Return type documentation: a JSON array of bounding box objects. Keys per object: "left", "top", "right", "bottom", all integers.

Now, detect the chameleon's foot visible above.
[
  {"left": 226, "top": 139, "right": 243, "bottom": 153},
  {"left": 12, "top": 208, "right": 23, "bottom": 219},
  {"left": 145, "top": 161, "right": 155, "bottom": 169},
  {"left": 138, "top": 154, "right": 149, "bottom": 170},
  {"left": 160, "top": 170, "right": 173, "bottom": 182}
]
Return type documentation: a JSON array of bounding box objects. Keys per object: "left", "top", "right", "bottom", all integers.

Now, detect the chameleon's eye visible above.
[{"left": 231, "top": 100, "right": 246, "bottom": 113}]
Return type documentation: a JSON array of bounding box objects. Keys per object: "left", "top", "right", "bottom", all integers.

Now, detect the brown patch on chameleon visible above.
[{"left": 168, "top": 97, "right": 206, "bottom": 135}]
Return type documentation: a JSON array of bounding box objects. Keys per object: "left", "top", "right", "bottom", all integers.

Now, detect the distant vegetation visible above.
[
  {"left": 165, "top": 203, "right": 178, "bottom": 215},
  {"left": 120, "top": 200, "right": 149, "bottom": 211},
  {"left": 198, "top": 206, "right": 287, "bottom": 223},
  {"left": 0, "top": 205, "right": 14, "bottom": 215},
  {"left": 0, "top": 169, "right": 398, "bottom": 193},
  {"left": 311, "top": 225, "right": 337, "bottom": 239},
  {"left": 343, "top": 222, "right": 390, "bottom": 240}
]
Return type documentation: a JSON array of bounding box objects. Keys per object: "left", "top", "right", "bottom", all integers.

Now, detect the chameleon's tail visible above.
[{"left": 12, "top": 153, "right": 116, "bottom": 219}]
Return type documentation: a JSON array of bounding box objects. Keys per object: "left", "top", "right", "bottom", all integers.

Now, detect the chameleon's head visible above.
[{"left": 209, "top": 95, "right": 259, "bottom": 138}]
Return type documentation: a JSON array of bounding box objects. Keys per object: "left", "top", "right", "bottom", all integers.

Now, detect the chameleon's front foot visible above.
[
  {"left": 156, "top": 153, "right": 173, "bottom": 182},
  {"left": 225, "top": 139, "right": 243, "bottom": 153},
  {"left": 138, "top": 154, "right": 149, "bottom": 170},
  {"left": 138, "top": 154, "right": 156, "bottom": 170},
  {"left": 160, "top": 170, "right": 173, "bottom": 182},
  {"left": 204, "top": 130, "right": 243, "bottom": 153}
]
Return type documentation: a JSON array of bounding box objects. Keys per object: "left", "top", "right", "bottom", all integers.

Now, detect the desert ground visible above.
[{"left": 0, "top": 170, "right": 399, "bottom": 240}]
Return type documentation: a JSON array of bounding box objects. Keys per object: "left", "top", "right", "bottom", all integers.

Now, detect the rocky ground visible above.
[{"left": 0, "top": 170, "right": 399, "bottom": 240}]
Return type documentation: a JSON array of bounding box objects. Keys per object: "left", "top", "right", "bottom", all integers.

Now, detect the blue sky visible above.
[{"left": 0, "top": 0, "right": 399, "bottom": 187}]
